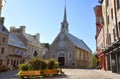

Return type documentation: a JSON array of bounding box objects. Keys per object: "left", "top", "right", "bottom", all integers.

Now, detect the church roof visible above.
[{"left": 65, "top": 32, "right": 92, "bottom": 53}]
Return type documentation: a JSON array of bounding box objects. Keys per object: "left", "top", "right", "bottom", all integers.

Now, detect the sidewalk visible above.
[{"left": 94, "top": 69, "right": 120, "bottom": 79}]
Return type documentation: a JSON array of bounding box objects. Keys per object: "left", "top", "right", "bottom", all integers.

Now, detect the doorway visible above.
[
  {"left": 58, "top": 57, "right": 65, "bottom": 66},
  {"left": 58, "top": 53, "right": 65, "bottom": 67}
]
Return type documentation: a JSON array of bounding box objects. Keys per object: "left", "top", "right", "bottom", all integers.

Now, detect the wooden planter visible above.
[
  {"left": 18, "top": 70, "right": 40, "bottom": 78},
  {"left": 43, "top": 69, "right": 59, "bottom": 75},
  {"left": 18, "top": 69, "right": 60, "bottom": 78}
]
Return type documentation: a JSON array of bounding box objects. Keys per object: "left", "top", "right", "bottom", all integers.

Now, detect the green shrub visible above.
[
  {"left": 48, "top": 58, "right": 59, "bottom": 69},
  {"left": 40, "top": 60, "right": 47, "bottom": 70},
  {"left": 28, "top": 58, "right": 42, "bottom": 70},
  {"left": 54, "top": 61, "right": 59, "bottom": 69},
  {"left": 19, "top": 63, "right": 29, "bottom": 71},
  {"left": 19, "top": 58, "right": 59, "bottom": 71}
]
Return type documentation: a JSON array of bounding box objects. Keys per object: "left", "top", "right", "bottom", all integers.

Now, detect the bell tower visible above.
[{"left": 61, "top": 5, "right": 69, "bottom": 32}]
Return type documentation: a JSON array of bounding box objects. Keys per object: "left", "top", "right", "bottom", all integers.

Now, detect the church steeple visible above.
[{"left": 61, "top": 5, "right": 69, "bottom": 32}]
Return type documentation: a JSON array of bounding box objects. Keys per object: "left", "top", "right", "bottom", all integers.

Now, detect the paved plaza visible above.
[{"left": 0, "top": 69, "right": 120, "bottom": 79}]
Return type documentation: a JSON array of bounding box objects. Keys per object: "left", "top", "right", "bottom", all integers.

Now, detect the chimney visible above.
[
  {"left": 35, "top": 33, "right": 40, "bottom": 41},
  {"left": 10, "top": 26, "right": 16, "bottom": 33},
  {"left": 0, "top": 17, "right": 4, "bottom": 25},
  {"left": 20, "top": 26, "right": 26, "bottom": 34}
]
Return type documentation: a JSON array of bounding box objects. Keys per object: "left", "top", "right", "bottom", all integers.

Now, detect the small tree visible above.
[{"left": 92, "top": 54, "right": 98, "bottom": 68}]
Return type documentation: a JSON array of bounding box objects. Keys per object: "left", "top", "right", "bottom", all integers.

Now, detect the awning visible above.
[{"left": 103, "top": 39, "right": 120, "bottom": 54}]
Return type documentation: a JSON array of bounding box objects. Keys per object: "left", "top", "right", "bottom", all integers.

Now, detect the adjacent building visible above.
[
  {"left": 48, "top": 7, "right": 92, "bottom": 68},
  {"left": 0, "top": 0, "right": 47, "bottom": 69},
  {"left": 7, "top": 33, "right": 27, "bottom": 68},
  {"left": 94, "top": 5, "right": 106, "bottom": 70},
  {"left": 95, "top": 0, "right": 120, "bottom": 73},
  {"left": 10, "top": 26, "right": 47, "bottom": 60},
  {"left": 0, "top": 17, "right": 9, "bottom": 66}
]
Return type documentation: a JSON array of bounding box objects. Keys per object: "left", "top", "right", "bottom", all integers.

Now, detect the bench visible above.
[{"left": 19, "top": 70, "right": 40, "bottom": 79}]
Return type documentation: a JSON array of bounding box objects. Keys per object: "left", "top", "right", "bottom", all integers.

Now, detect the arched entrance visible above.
[{"left": 58, "top": 54, "right": 65, "bottom": 66}]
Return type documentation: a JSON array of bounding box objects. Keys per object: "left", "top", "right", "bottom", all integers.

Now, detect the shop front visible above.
[{"left": 103, "top": 40, "right": 120, "bottom": 74}]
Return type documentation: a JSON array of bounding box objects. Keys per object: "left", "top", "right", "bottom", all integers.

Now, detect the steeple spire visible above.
[
  {"left": 63, "top": 5, "right": 67, "bottom": 22},
  {"left": 61, "top": 4, "right": 69, "bottom": 32}
]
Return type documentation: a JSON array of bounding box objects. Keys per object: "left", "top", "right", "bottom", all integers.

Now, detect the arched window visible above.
[
  {"left": 68, "top": 53, "right": 72, "bottom": 60},
  {"left": 1, "top": 47, "right": 5, "bottom": 54}
]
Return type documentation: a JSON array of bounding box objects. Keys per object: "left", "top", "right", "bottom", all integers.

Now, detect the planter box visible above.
[
  {"left": 43, "top": 69, "right": 59, "bottom": 75},
  {"left": 19, "top": 70, "right": 40, "bottom": 77}
]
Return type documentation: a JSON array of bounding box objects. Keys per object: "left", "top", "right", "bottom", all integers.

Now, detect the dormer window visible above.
[{"left": 2, "top": 27, "right": 5, "bottom": 31}]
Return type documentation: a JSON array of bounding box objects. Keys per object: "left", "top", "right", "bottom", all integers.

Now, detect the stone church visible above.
[{"left": 47, "top": 7, "right": 92, "bottom": 68}]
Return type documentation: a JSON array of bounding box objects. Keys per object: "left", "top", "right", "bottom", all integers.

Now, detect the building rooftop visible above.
[
  {"left": 65, "top": 32, "right": 92, "bottom": 53},
  {"left": 0, "top": 25, "right": 9, "bottom": 35},
  {"left": 8, "top": 33, "right": 27, "bottom": 49}
]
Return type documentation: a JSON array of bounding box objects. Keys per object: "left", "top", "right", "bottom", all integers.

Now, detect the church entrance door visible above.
[
  {"left": 58, "top": 53, "right": 65, "bottom": 67},
  {"left": 58, "top": 57, "right": 64, "bottom": 66}
]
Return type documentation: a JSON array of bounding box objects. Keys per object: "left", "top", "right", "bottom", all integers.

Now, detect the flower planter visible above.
[
  {"left": 18, "top": 70, "right": 40, "bottom": 78},
  {"left": 43, "top": 69, "right": 59, "bottom": 75}
]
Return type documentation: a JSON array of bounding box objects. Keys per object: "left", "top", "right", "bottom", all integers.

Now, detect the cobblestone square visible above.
[{"left": 0, "top": 69, "right": 120, "bottom": 79}]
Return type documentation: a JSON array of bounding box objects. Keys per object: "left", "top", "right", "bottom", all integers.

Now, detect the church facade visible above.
[{"left": 47, "top": 7, "right": 92, "bottom": 68}]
